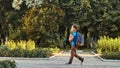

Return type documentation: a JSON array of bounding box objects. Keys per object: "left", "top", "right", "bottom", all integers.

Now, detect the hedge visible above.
[
  {"left": 0, "top": 39, "right": 60, "bottom": 58},
  {"left": 0, "top": 46, "right": 60, "bottom": 58},
  {"left": 102, "top": 52, "right": 120, "bottom": 60}
]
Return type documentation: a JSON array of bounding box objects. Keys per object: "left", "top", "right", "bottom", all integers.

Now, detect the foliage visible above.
[
  {"left": 0, "top": 0, "right": 27, "bottom": 44},
  {"left": 0, "top": 45, "right": 60, "bottom": 58},
  {"left": 96, "top": 36, "right": 120, "bottom": 54},
  {"left": 5, "top": 39, "right": 35, "bottom": 50},
  {"left": 8, "top": 24, "right": 22, "bottom": 40},
  {"left": 102, "top": 52, "right": 120, "bottom": 60},
  {"left": 50, "top": 47, "right": 60, "bottom": 53},
  {"left": 79, "top": 0, "right": 120, "bottom": 38},
  {"left": 57, "top": 0, "right": 120, "bottom": 47},
  {"left": 12, "top": 0, "right": 23, "bottom": 10},
  {"left": 0, "top": 45, "right": 10, "bottom": 57},
  {"left": 12, "top": 0, "right": 43, "bottom": 10},
  {"left": 96, "top": 36, "right": 120, "bottom": 59},
  {"left": 0, "top": 0, "right": 120, "bottom": 48},
  {"left": 21, "top": 1, "right": 64, "bottom": 47},
  {"left": 0, "top": 60, "right": 16, "bottom": 68}
]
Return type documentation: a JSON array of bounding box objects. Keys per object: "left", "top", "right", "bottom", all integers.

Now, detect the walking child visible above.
[{"left": 66, "top": 24, "right": 84, "bottom": 65}]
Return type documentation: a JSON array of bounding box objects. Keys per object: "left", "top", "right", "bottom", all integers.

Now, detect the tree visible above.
[
  {"left": 0, "top": 0, "right": 120, "bottom": 48},
  {"left": 0, "top": 0, "right": 17, "bottom": 44},
  {"left": 12, "top": 0, "right": 43, "bottom": 10},
  {"left": 58, "top": 0, "right": 120, "bottom": 47},
  {"left": 0, "top": 0, "right": 28, "bottom": 45},
  {"left": 21, "top": 1, "right": 64, "bottom": 47},
  {"left": 88, "top": 0, "right": 120, "bottom": 38}
]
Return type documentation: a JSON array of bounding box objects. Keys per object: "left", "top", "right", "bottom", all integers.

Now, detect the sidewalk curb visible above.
[
  {"left": 0, "top": 51, "right": 64, "bottom": 60},
  {"left": 91, "top": 51, "right": 120, "bottom": 62}
]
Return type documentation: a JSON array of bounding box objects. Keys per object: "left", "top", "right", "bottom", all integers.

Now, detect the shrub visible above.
[
  {"left": 0, "top": 45, "right": 60, "bottom": 58},
  {"left": 0, "top": 46, "right": 10, "bottom": 57},
  {"left": 96, "top": 36, "right": 120, "bottom": 53},
  {"left": 24, "top": 48, "right": 52, "bottom": 58},
  {"left": 5, "top": 40, "right": 16, "bottom": 50},
  {"left": 0, "top": 39, "right": 60, "bottom": 58},
  {"left": 23, "top": 50, "right": 33, "bottom": 58},
  {"left": 50, "top": 47, "right": 60, "bottom": 53},
  {"left": 17, "top": 40, "right": 26, "bottom": 49},
  {"left": 5, "top": 39, "right": 35, "bottom": 50},
  {"left": 96, "top": 36, "right": 120, "bottom": 60},
  {"left": 38, "top": 48, "right": 51, "bottom": 58},
  {"left": 26, "top": 39, "right": 35, "bottom": 50},
  {"left": 102, "top": 52, "right": 120, "bottom": 60},
  {"left": 0, "top": 60, "right": 16, "bottom": 68},
  {"left": 9, "top": 49, "right": 24, "bottom": 57}
]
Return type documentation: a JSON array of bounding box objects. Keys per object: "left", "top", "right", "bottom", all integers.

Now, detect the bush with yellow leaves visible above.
[
  {"left": 5, "top": 39, "right": 35, "bottom": 50},
  {"left": 96, "top": 36, "right": 120, "bottom": 54}
]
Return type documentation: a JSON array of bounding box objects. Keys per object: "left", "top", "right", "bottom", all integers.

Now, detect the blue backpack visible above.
[{"left": 76, "top": 32, "right": 84, "bottom": 46}]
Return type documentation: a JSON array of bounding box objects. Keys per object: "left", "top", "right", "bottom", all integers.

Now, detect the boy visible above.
[{"left": 66, "top": 24, "right": 84, "bottom": 64}]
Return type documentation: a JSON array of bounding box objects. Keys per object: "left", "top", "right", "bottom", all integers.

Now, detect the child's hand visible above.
[{"left": 69, "top": 34, "right": 73, "bottom": 42}]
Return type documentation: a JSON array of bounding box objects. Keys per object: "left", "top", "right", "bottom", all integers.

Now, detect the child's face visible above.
[{"left": 70, "top": 26, "right": 75, "bottom": 32}]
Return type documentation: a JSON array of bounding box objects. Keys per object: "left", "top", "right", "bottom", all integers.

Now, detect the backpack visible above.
[{"left": 76, "top": 32, "right": 84, "bottom": 46}]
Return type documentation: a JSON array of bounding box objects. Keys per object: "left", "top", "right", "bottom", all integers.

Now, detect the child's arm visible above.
[{"left": 69, "top": 34, "right": 73, "bottom": 42}]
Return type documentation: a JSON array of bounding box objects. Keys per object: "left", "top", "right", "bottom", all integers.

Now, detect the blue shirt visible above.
[{"left": 71, "top": 32, "right": 77, "bottom": 46}]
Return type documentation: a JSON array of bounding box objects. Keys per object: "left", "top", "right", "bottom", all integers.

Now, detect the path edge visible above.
[{"left": 91, "top": 51, "right": 120, "bottom": 62}]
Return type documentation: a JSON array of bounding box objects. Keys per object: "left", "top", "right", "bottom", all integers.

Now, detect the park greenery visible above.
[
  {"left": 96, "top": 36, "right": 120, "bottom": 53},
  {"left": 0, "top": 60, "right": 16, "bottom": 68},
  {"left": 0, "top": 40, "right": 60, "bottom": 57},
  {"left": 0, "top": 0, "right": 120, "bottom": 59},
  {"left": 96, "top": 36, "right": 120, "bottom": 59}
]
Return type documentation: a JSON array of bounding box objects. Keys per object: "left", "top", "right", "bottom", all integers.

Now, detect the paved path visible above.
[{"left": 16, "top": 51, "right": 120, "bottom": 68}]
